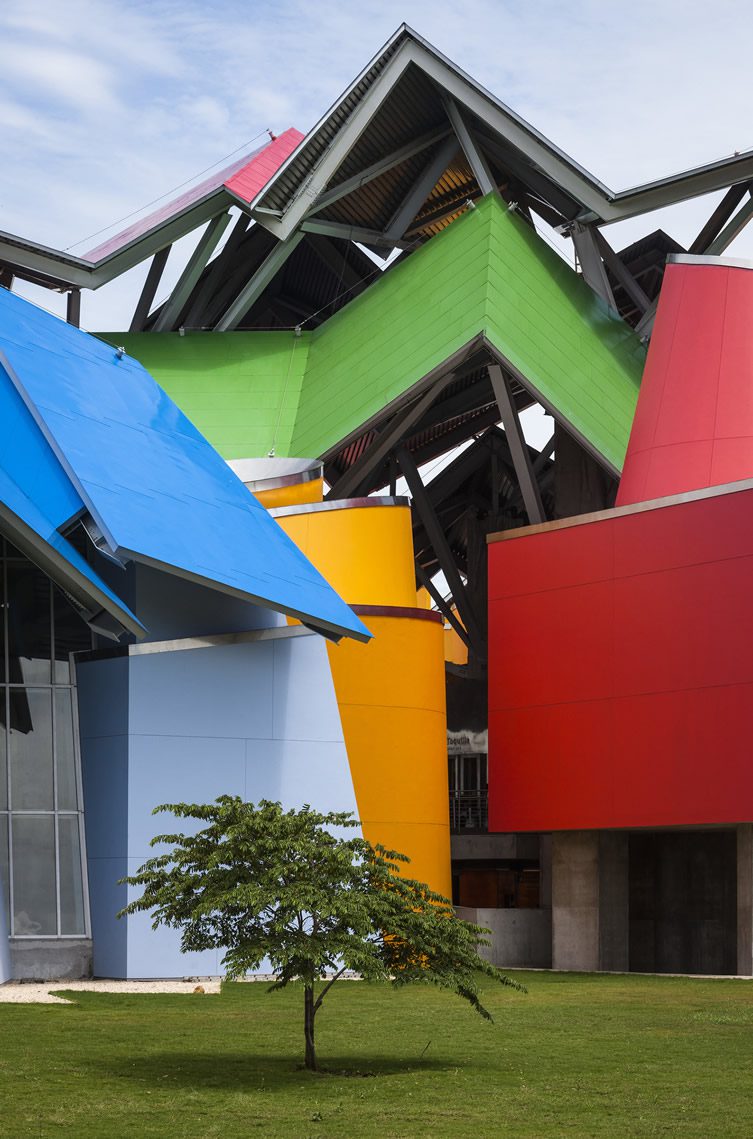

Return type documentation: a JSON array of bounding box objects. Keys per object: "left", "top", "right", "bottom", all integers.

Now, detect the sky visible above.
[{"left": 1, "top": 0, "right": 752, "bottom": 333}]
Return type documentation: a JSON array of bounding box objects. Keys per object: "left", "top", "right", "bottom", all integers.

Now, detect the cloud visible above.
[{"left": 2, "top": 0, "right": 753, "bottom": 330}]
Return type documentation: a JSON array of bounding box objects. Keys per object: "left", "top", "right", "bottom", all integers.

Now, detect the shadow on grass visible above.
[{"left": 84, "top": 1050, "right": 457, "bottom": 1089}]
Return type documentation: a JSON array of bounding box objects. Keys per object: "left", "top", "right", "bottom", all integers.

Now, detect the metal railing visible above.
[{"left": 449, "top": 789, "right": 488, "bottom": 832}]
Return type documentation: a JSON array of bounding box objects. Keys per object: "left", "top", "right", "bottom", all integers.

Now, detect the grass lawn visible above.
[{"left": 2, "top": 972, "right": 753, "bottom": 1137}]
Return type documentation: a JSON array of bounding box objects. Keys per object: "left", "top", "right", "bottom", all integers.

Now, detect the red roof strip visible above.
[
  {"left": 224, "top": 128, "right": 305, "bottom": 204},
  {"left": 84, "top": 128, "right": 302, "bottom": 263}
]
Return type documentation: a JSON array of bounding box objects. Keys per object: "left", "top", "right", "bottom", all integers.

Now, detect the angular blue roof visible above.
[
  {"left": 0, "top": 361, "right": 144, "bottom": 636},
  {"left": 0, "top": 288, "right": 370, "bottom": 643}
]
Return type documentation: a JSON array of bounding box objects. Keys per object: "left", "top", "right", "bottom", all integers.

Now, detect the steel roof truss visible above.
[
  {"left": 304, "top": 125, "right": 451, "bottom": 216},
  {"left": 593, "top": 229, "right": 652, "bottom": 315},
  {"left": 688, "top": 182, "right": 751, "bottom": 254},
  {"left": 214, "top": 231, "right": 304, "bottom": 331},
  {"left": 258, "top": 39, "right": 415, "bottom": 241},
  {"left": 129, "top": 247, "right": 171, "bottom": 332},
  {"left": 416, "top": 564, "right": 470, "bottom": 648},
  {"left": 442, "top": 96, "right": 496, "bottom": 197},
  {"left": 488, "top": 363, "right": 545, "bottom": 524},
  {"left": 153, "top": 212, "right": 232, "bottom": 332},
  {"left": 397, "top": 442, "right": 485, "bottom": 654},
  {"left": 327, "top": 371, "right": 456, "bottom": 499},
  {"left": 301, "top": 218, "right": 409, "bottom": 250},
  {"left": 384, "top": 133, "right": 460, "bottom": 242},
  {"left": 571, "top": 225, "right": 616, "bottom": 309},
  {"left": 706, "top": 192, "right": 753, "bottom": 255}
]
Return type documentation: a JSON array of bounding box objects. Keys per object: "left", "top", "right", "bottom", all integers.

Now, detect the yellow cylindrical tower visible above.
[{"left": 273, "top": 498, "right": 451, "bottom": 898}]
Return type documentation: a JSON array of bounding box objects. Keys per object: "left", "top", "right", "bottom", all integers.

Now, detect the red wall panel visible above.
[
  {"left": 617, "top": 261, "right": 753, "bottom": 506},
  {"left": 488, "top": 485, "right": 753, "bottom": 831}
]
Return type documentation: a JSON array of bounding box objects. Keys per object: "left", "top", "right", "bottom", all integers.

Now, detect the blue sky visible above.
[{"left": 1, "top": 0, "right": 752, "bottom": 330}]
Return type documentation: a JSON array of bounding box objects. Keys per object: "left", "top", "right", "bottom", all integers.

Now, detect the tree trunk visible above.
[{"left": 304, "top": 983, "right": 317, "bottom": 1071}]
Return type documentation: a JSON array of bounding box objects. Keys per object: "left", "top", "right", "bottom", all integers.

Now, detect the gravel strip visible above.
[{"left": 0, "top": 979, "right": 222, "bottom": 1004}]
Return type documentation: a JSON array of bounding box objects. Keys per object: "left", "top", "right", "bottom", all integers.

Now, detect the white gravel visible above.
[{"left": 0, "top": 979, "right": 222, "bottom": 1004}]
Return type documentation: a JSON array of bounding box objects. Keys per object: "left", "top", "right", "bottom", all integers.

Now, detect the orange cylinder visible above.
[{"left": 274, "top": 499, "right": 451, "bottom": 897}]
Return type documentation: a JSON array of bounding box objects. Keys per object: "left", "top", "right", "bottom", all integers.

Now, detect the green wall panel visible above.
[
  {"left": 482, "top": 198, "right": 645, "bottom": 472},
  {"left": 105, "top": 196, "right": 644, "bottom": 472},
  {"left": 292, "top": 205, "right": 492, "bottom": 458},
  {"left": 100, "top": 331, "right": 310, "bottom": 460}
]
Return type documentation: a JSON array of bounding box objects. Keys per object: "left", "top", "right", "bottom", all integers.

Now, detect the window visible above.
[{"left": 0, "top": 539, "right": 91, "bottom": 938}]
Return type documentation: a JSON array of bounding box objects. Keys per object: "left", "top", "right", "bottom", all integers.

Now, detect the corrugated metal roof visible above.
[{"left": 85, "top": 130, "right": 302, "bottom": 262}]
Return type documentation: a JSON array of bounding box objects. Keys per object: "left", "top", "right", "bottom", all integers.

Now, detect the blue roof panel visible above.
[
  {"left": 0, "top": 460, "right": 144, "bottom": 637},
  {"left": 0, "top": 290, "right": 369, "bottom": 642}
]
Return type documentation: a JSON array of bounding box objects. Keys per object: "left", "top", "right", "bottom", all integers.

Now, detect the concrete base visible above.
[
  {"left": 457, "top": 906, "right": 551, "bottom": 968},
  {"left": 451, "top": 833, "right": 541, "bottom": 861},
  {"left": 10, "top": 939, "right": 92, "bottom": 981}
]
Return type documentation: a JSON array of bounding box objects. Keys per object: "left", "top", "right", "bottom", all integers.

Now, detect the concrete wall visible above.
[
  {"left": 456, "top": 906, "right": 551, "bottom": 968},
  {"left": 79, "top": 628, "right": 358, "bottom": 979},
  {"left": 10, "top": 938, "right": 91, "bottom": 981}
]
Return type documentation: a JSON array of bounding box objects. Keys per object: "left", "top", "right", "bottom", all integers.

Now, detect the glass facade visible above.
[{"left": 0, "top": 539, "right": 91, "bottom": 937}]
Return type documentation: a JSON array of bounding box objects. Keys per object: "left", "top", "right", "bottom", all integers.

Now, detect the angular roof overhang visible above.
[
  {"left": 251, "top": 25, "right": 753, "bottom": 237},
  {"left": 0, "top": 287, "right": 370, "bottom": 643}
]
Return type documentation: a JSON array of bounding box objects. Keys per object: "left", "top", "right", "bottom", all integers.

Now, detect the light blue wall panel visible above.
[
  {"left": 121, "top": 632, "right": 357, "bottom": 978},
  {"left": 244, "top": 739, "right": 356, "bottom": 810},
  {"left": 126, "top": 735, "right": 246, "bottom": 856},
  {"left": 271, "top": 635, "right": 349, "bottom": 743},
  {"left": 128, "top": 642, "right": 276, "bottom": 742}
]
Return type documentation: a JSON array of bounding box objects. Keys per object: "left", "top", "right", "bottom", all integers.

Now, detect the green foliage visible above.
[{"left": 119, "top": 797, "right": 523, "bottom": 1067}]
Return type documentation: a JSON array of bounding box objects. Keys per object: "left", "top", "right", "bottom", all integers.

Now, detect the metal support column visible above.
[
  {"left": 327, "top": 373, "right": 456, "bottom": 500},
  {"left": 153, "top": 212, "right": 232, "bottom": 332},
  {"left": 66, "top": 289, "right": 81, "bottom": 328},
  {"left": 488, "top": 364, "right": 545, "bottom": 524},
  {"left": 214, "top": 231, "right": 304, "bottom": 331},
  {"left": 129, "top": 247, "right": 171, "bottom": 332},
  {"left": 396, "top": 444, "right": 485, "bottom": 654}
]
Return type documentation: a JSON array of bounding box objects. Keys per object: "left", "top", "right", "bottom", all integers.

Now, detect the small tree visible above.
[{"left": 119, "top": 797, "right": 524, "bottom": 1071}]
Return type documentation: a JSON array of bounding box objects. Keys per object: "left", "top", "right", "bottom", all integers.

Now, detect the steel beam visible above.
[
  {"left": 396, "top": 444, "right": 485, "bottom": 652},
  {"left": 635, "top": 298, "right": 658, "bottom": 340},
  {"left": 593, "top": 229, "right": 651, "bottom": 315},
  {"left": 477, "top": 133, "right": 579, "bottom": 221},
  {"left": 258, "top": 40, "right": 415, "bottom": 241},
  {"left": 442, "top": 96, "right": 496, "bottom": 196},
  {"left": 129, "top": 247, "right": 171, "bottom": 332},
  {"left": 153, "top": 212, "right": 232, "bottom": 332},
  {"left": 488, "top": 364, "right": 545, "bottom": 524},
  {"left": 327, "top": 373, "right": 456, "bottom": 500},
  {"left": 415, "top": 564, "right": 470, "bottom": 648},
  {"left": 301, "top": 218, "right": 410, "bottom": 249},
  {"left": 689, "top": 182, "right": 750, "bottom": 254},
  {"left": 571, "top": 225, "right": 616, "bottom": 309},
  {"left": 706, "top": 192, "right": 753, "bottom": 254},
  {"left": 182, "top": 212, "right": 251, "bottom": 328},
  {"left": 306, "top": 234, "right": 363, "bottom": 290},
  {"left": 66, "top": 289, "right": 81, "bottom": 328},
  {"left": 305, "top": 126, "right": 451, "bottom": 216},
  {"left": 214, "top": 231, "right": 304, "bottom": 331},
  {"left": 384, "top": 134, "right": 460, "bottom": 242}
]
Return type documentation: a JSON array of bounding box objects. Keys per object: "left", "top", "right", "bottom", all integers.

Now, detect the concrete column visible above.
[
  {"left": 737, "top": 824, "right": 753, "bottom": 976},
  {"left": 598, "top": 832, "right": 629, "bottom": 972},
  {"left": 552, "top": 831, "right": 600, "bottom": 971},
  {"left": 552, "top": 830, "right": 630, "bottom": 972}
]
